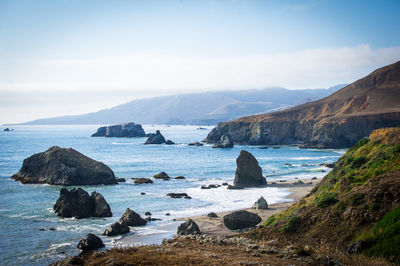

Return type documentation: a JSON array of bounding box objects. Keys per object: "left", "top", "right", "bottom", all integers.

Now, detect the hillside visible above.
[
  {"left": 21, "top": 86, "right": 344, "bottom": 126},
  {"left": 204, "top": 61, "right": 400, "bottom": 148}
]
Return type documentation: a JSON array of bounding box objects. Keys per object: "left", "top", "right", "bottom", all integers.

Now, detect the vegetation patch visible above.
[
  {"left": 283, "top": 216, "right": 301, "bottom": 234},
  {"left": 316, "top": 192, "right": 338, "bottom": 208}
]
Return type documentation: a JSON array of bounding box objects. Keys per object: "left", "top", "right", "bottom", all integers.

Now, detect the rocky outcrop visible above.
[
  {"left": 252, "top": 196, "right": 268, "bottom": 209},
  {"left": 153, "top": 172, "right": 170, "bottom": 180},
  {"left": 145, "top": 130, "right": 166, "bottom": 144},
  {"left": 11, "top": 146, "right": 117, "bottom": 185},
  {"left": 204, "top": 62, "right": 400, "bottom": 148},
  {"left": 188, "top": 142, "right": 203, "bottom": 146},
  {"left": 120, "top": 208, "right": 147, "bottom": 226},
  {"left": 3, "top": 128, "right": 10, "bottom": 131},
  {"left": 91, "top": 122, "right": 146, "bottom": 137},
  {"left": 223, "top": 210, "right": 262, "bottom": 230},
  {"left": 77, "top": 234, "right": 104, "bottom": 252},
  {"left": 212, "top": 134, "right": 234, "bottom": 148},
  {"left": 103, "top": 222, "right": 130, "bottom": 236},
  {"left": 177, "top": 219, "right": 201, "bottom": 235},
  {"left": 134, "top": 178, "right": 154, "bottom": 184},
  {"left": 166, "top": 140, "right": 175, "bottom": 145},
  {"left": 234, "top": 150, "right": 266, "bottom": 187},
  {"left": 167, "top": 193, "right": 189, "bottom": 198},
  {"left": 53, "top": 188, "right": 112, "bottom": 219}
]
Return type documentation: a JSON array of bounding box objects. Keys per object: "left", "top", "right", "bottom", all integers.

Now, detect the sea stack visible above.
[
  {"left": 233, "top": 150, "right": 266, "bottom": 187},
  {"left": 91, "top": 122, "right": 146, "bottom": 137},
  {"left": 145, "top": 130, "right": 166, "bottom": 144}
]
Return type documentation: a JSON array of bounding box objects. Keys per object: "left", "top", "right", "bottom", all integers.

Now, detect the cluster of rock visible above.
[
  {"left": 91, "top": 122, "right": 146, "bottom": 137},
  {"left": 53, "top": 188, "right": 112, "bottom": 219},
  {"left": 102, "top": 208, "right": 148, "bottom": 237},
  {"left": 11, "top": 146, "right": 117, "bottom": 186},
  {"left": 3, "top": 128, "right": 13, "bottom": 132},
  {"left": 134, "top": 178, "right": 154, "bottom": 184},
  {"left": 145, "top": 130, "right": 175, "bottom": 145},
  {"left": 212, "top": 134, "right": 234, "bottom": 148},
  {"left": 201, "top": 184, "right": 221, "bottom": 189}
]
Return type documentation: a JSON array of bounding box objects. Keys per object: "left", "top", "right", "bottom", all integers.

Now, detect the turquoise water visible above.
[{"left": 0, "top": 125, "right": 345, "bottom": 265}]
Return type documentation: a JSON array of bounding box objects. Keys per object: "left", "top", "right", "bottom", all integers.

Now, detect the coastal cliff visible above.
[{"left": 204, "top": 61, "right": 400, "bottom": 148}]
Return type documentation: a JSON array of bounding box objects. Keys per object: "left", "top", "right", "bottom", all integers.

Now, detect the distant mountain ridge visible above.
[{"left": 21, "top": 85, "right": 345, "bottom": 126}]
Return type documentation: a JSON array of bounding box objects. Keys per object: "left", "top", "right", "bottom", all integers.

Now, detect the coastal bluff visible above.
[
  {"left": 204, "top": 61, "right": 400, "bottom": 148},
  {"left": 12, "top": 146, "right": 117, "bottom": 185},
  {"left": 91, "top": 122, "right": 146, "bottom": 137}
]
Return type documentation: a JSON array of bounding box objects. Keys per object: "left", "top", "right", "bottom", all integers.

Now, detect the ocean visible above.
[{"left": 0, "top": 125, "right": 345, "bottom": 265}]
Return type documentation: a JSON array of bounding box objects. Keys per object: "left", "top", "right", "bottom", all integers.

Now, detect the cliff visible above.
[{"left": 204, "top": 61, "right": 400, "bottom": 148}]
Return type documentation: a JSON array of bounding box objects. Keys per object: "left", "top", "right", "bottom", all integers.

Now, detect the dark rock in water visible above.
[
  {"left": 11, "top": 146, "right": 117, "bottom": 185},
  {"left": 252, "top": 196, "right": 268, "bottom": 210},
  {"left": 140, "top": 192, "right": 146, "bottom": 195},
  {"left": 212, "top": 134, "right": 234, "bottom": 148},
  {"left": 320, "top": 163, "right": 336, "bottom": 168},
  {"left": 207, "top": 212, "right": 218, "bottom": 218},
  {"left": 49, "top": 227, "right": 57, "bottom": 231},
  {"left": 184, "top": 196, "right": 192, "bottom": 199},
  {"left": 177, "top": 219, "right": 201, "bottom": 235},
  {"left": 116, "top": 177, "right": 126, "bottom": 182},
  {"left": 3, "top": 128, "right": 10, "bottom": 132},
  {"left": 222, "top": 182, "right": 228, "bottom": 186},
  {"left": 53, "top": 188, "right": 112, "bottom": 219},
  {"left": 188, "top": 142, "right": 203, "bottom": 146},
  {"left": 312, "top": 177, "right": 317, "bottom": 180},
  {"left": 39, "top": 228, "right": 45, "bottom": 231},
  {"left": 103, "top": 222, "right": 129, "bottom": 236},
  {"left": 197, "top": 127, "right": 208, "bottom": 130},
  {"left": 347, "top": 240, "right": 367, "bottom": 254},
  {"left": 145, "top": 130, "right": 166, "bottom": 144},
  {"left": 120, "top": 208, "right": 147, "bottom": 226},
  {"left": 223, "top": 210, "right": 262, "bottom": 230},
  {"left": 272, "top": 146, "right": 281, "bottom": 149},
  {"left": 233, "top": 150, "right": 266, "bottom": 187},
  {"left": 167, "top": 193, "right": 189, "bottom": 198},
  {"left": 201, "top": 185, "right": 211, "bottom": 189},
  {"left": 175, "top": 176, "right": 185, "bottom": 179},
  {"left": 146, "top": 217, "right": 161, "bottom": 222},
  {"left": 259, "top": 146, "right": 268, "bottom": 149},
  {"left": 145, "top": 211, "right": 152, "bottom": 216},
  {"left": 77, "top": 233, "right": 104, "bottom": 252},
  {"left": 293, "top": 180, "right": 304, "bottom": 185},
  {"left": 227, "top": 184, "right": 244, "bottom": 190},
  {"left": 165, "top": 213, "right": 170, "bottom": 216},
  {"left": 134, "top": 178, "right": 154, "bottom": 184},
  {"left": 91, "top": 122, "right": 146, "bottom": 137},
  {"left": 153, "top": 172, "right": 170, "bottom": 180},
  {"left": 165, "top": 140, "right": 175, "bottom": 145}
]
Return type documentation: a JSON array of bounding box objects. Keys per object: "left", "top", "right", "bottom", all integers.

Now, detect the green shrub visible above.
[
  {"left": 351, "top": 156, "right": 368, "bottom": 169},
  {"left": 316, "top": 192, "right": 338, "bottom": 208},
  {"left": 264, "top": 216, "right": 276, "bottom": 226},
  {"left": 283, "top": 216, "right": 301, "bottom": 234}
]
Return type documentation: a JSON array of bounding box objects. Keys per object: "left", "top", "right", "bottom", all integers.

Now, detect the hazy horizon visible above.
[{"left": 1, "top": 0, "right": 400, "bottom": 124}]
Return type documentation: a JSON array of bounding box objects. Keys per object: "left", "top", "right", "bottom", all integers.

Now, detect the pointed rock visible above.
[{"left": 233, "top": 150, "right": 266, "bottom": 187}]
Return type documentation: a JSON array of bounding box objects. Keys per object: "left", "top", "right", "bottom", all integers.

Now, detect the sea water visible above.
[{"left": 0, "top": 125, "right": 345, "bottom": 265}]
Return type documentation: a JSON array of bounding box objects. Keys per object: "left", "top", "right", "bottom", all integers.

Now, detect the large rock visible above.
[
  {"left": 91, "top": 122, "right": 146, "bottom": 137},
  {"left": 119, "top": 208, "right": 147, "bottom": 226},
  {"left": 233, "top": 150, "right": 266, "bottom": 187},
  {"left": 53, "top": 188, "right": 112, "bottom": 219},
  {"left": 177, "top": 219, "right": 201, "bottom": 235},
  {"left": 223, "top": 210, "right": 262, "bottom": 230},
  {"left": 252, "top": 196, "right": 268, "bottom": 209},
  {"left": 11, "top": 146, "right": 117, "bottom": 185},
  {"left": 212, "top": 134, "right": 233, "bottom": 148},
  {"left": 77, "top": 233, "right": 105, "bottom": 252},
  {"left": 153, "top": 172, "right": 170, "bottom": 180},
  {"left": 145, "top": 130, "right": 166, "bottom": 144},
  {"left": 103, "top": 222, "right": 130, "bottom": 236}
]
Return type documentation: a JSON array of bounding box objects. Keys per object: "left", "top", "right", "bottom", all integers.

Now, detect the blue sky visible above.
[{"left": 1, "top": 0, "right": 400, "bottom": 123}]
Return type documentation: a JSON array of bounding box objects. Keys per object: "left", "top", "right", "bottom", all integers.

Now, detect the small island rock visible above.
[
  {"left": 103, "top": 222, "right": 129, "bottom": 236},
  {"left": 223, "top": 210, "right": 262, "bottom": 230},
  {"left": 153, "top": 172, "right": 170, "bottom": 180},
  {"left": 77, "top": 233, "right": 105, "bottom": 252},
  {"left": 252, "top": 196, "right": 268, "bottom": 210},
  {"left": 233, "top": 150, "right": 266, "bottom": 187},
  {"left": 120, "top": 208, "right": 147, "bottom": 226},
  {"left": 91, "top": 122, "right": 146, "bottom": 137},
  {"left": 145, "top": 130, "right": 166, "bottom": 144},
  {"left": 175, "top": 176, "right": 185, "bottom": 179},
  {"left": 177, "top": 219, "right": 201, "bottom": 235}
]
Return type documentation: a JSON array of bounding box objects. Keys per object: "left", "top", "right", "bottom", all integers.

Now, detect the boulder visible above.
[
  {"left": 91, "top": 122, "right": 146, "bottom": 137},
  {"left": 145, "top": 211, "right": 151, "bottom": 216},
  {"left": 167, "top": 193, "right": 189, "bottom": 198},
  {"left": 145, "top": 130, "right": 166, "bottom": 144},
  {"left": 53, "top": 188, "right": 112, "bottom": 219},
  {"left": 175, "top": 176, "right": 185, "bottom": 179},
  {"left": 233, "top": 150, "right": 266, "bottom": 187},
  {"left": 320, "top": 163, "right": 336, "bottom": 168},
  {"left": 3, "top": 128, "right": 10, "bottom": 132},
  {"left": 11, "top": 146, "right": 117, "bottom": 185},
  {"left": 77, "top": 233, "right": 105, "bottom": 252},
  {"left": 116, "top": 178, "right": 126, "bottom": 182},
  {"left": 153, "top": 172, "right": 170, "bottom": 180},
  {"left": 134, "top": 178, "right": 154, "bottom": 184},
  {"left": 165, "top": 140, "right": 175, "bottom": 145},
  {"left": 227, "top": 184, "right": 244, "bottom": 190},
  {"left": 103, "top": 222, "right": 129, "bottom": 236},
  {"left": 120, "top": 208, "right": 147, "bottom": 226},
  {"left": 252, "top": 196, "right": 268, "bottom": 210},
  {"left": 188, "top": 142, "right": 203, "bottom": 146},
  {"left": 207, "top": 212, "right": 218, "bottom": 218},
  {"left": 212, "top": 134, "right": 234, "bottom": 148},
  {"left": 177, "top": 219, "right": 201, "bottom": 235},
  {"left": 223, "top": 210, "right": 262, "bottom": 230}
]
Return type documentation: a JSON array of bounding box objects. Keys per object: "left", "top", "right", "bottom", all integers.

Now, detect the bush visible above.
[
  {"left": 351, "top": 156, "right": 368, "bottom": 169},
  {"left": 283, "top": 216, "right": 300, "bottom": 234},
  {"left": 316, "top": 192, "right": 338, "bottom": 208}
]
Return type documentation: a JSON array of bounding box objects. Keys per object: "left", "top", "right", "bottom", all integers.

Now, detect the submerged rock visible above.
[
  {"left": 53, "top": 188, "right": 112, "bottom": 219},
  {"left": 175, "top": 176, "right": 185, "bottom": 179},
  {"left": 153, "top": 172, "right": 170, "bottom": 180},
  {"left": 233, "top": 150, "right": 266, "bottom": 187},
  {"left": 177, "top": 219, "right": 201, "bottom": 235},
  {"left": 188, "top": 142, "right": 203, "bottom": 146},
  {"left": 116, "top": 178, "right": 126, "bottom": 182},
  {"left": 223, "top": 210, "right": 262, "bottom": 230},
  {"left": 134, "top": 178, "right": 154, "bottom": 184},
  {"left": 77, "top": 233, "right": 105, "bottom": 252},
  {"left": 145, "top": 130, "right": 166, "bottom": 144},
  {"left": 103, "top": 222, "right": 129, "bottom": 236},
  {"left": 212, "top": 134, "right": 234, "bottom": 148},
  {"left": 252, "top": 196, "right": 268, "bottom": 210},
  {"left": 91, "top": 122, "right": 146, "bottom": 138},
  {"left": 120, "top": 208, "right": 147, "bottom": 226},
  {"left": 11, "top": 146, "right": 117, "bottom": 186},
  {"left": 167, "top": 193, "right": 189, "bottom": 198}
]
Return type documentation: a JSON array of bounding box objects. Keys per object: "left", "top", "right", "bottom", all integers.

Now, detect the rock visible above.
[
  {"left": 146, "top": 217, "right": 161, "bottom": 221},
  {"left": 259, "top": 146, "right": 268, "bottom": 149},
  {"left": 120, "top": 208, "right": 147, "bottom": 226},
  {"left": 293, "top": 180, "right": 304, "bottom": 185},
  {"left": 116, "top": 178, "right": 126, "bottom": 182},
  {"left": 165, "top": 140, "right": 175, "bottom": 145},
  {"left": 272, "top": 146, "right": 281, "bottom": 149},
  {"left": 145, "top": 211, "right": 152, "bottom": 216},
  {"left": 184, "top": 196, "right": 192, "bottom": 199},
  {"left": 140, "top": 192, "right": 146, "bottom": 195},
  {"left": 53, "top": 188, "right": 112, "bottom": 219},
  {"left": 77, "top": 234, "right": 104, "bottom": 252},
  {"left": 91, "top": 122, "right": 146, "bottom": 137},
  {"left": 201, "top": 185, "right": 211, "bottom": 189},
  {"left": 222, "top": 182, "right": 228, "bottom": 186},
  {"left": 11, "top": 146, "right": 117, "bottom": 185},
  {"left": 145, "top": 130, "right": 166, "bottom": 144},
  {"left": 207, "top": 212, "right": 218, "bottom": 218},
  {"left": 3, "top": 128, "right": 10, "bottom": 132},
  {"left": 134, "top": 178, "right": 154, "bottom": 184},
  {"left": 103, "top": 222, "right": 129, "bottom": 236},
  {"left": 347, "top": 240, "right": 367, "bottom": 254},
  {"left": 212, "top": 134, "right": 234, "bottom": 148},
  {"left": 153, "top": 172, "right": 170, "bottom": 180},
  {"left": 252, "top": 196, "right": 268, "bottom": 210},
  {"left": 165, "top": 213, "right": 171, "bottom": 216},
  {"left": 312, "top": 177, "right": 317, "bottom": 180},
  {"left": 320, "top": 163, "right": 336, "bottom": 168},
  {"left": 175, "top": 176, "right": 185, "bottom": 179},
  {"left": 223, "top": 210, "right": 262, "bottom": 230},
  {"left": 49, "top": 227, "right": 57, "bottom": 231},
  {"left": 50, "top": 256, "right": 83, "bottom": 266},
  {"left": 188, "top": 142, "right": 203, "bottom": 146},
  {"left": 227, "top": 184, "right": 244, "bottom": 190},
  {"left": 177, "top": 219, "right": 201, "bottom": 235},
  {"left": 233, "top": 150, "right": 266, "bottom": 187},
  {"left": 167, "top": 193, "right": 189, "bottom": 198}
]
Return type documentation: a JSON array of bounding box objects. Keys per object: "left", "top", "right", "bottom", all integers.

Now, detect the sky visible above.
[{"left": 1, "top": 0, "right": 400, "bottom": 124}]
